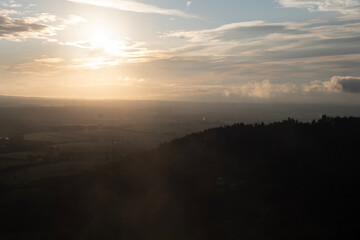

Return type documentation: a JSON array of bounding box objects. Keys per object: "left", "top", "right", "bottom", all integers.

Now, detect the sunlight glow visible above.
[
  {"left": 89, "top": 30, "right": 120, "bottom": 53},
  {"left": 91, "top": 31, "right": 109, "bottom": 45}
]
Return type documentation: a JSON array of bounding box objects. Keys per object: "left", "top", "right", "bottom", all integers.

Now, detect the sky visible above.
[{"left": 0, "top": 0, "right": 360, "bottom": 103}]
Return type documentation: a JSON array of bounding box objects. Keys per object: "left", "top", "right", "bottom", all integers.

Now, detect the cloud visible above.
[
  {"left": 339, "top": 77, "right": 360, "bottom": 93},
  {"left": 186, "top": 1, "right": 192, "bottom": 8},
  {"left": 62, "top": 15, "right": 87, "bottom": 25},
  {"left": 54, "top": 16, "right": 359, "bottom": 97},
  {"left": 162, "top": 18, "right": 360, "bottom": 78},
  {"left": 0, "top": 8, "right": 19, "bottom": 16},
  {"left": 165, "top": 21, "right": 308, "bottom": 43},
  {"left": 62, "top": 37, "right": 151, "bottom": 65},
  {"left": 56, "top": 37, "right": 153, "bottom": 70},
  {"left": 276, "top": 0, "right": 360, "bottom": 14},
  {"left": 231, "top": 80, "right": 297, "bottom": 98},
  {"left": 304, "top": 76, "right": 360, "bottom": 93},
  {"left": 0, "top": 12, "right": 87, "bottom": 41},
  {"left": 67, "top": 0, "right": 198, "bottom": 18},
  {"left": 34, "top": 58, "right": 64, "bottom": 63},
  {"left": 71, "top": 57, "right": 118, "bottom": 69},
  {"left": 9, "top": 4, "right": 22, "bottom": 8},
  {"left": 25, "top": 13, "right": 57, "bottom": 23},
  {"left": 8, "top": 57, "right": 66, "bottom": 76},
  {"left": 0, "top": 14, "right": 53, "bottom": 41},
  {"left": 223, "top": 76, "right": 360, "bottom": 99}
]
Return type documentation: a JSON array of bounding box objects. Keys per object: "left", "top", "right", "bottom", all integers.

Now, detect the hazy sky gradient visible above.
[{"left": 0, "top": 0, "right": 360, "bottom": 103}]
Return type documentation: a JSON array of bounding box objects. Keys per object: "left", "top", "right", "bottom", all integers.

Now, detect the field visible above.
[
  {"left": 1, "top": 119, "right": 223, "bottom": 191},
  {"left": 1, "top": 100, "right": 360, "bottom": 192}
]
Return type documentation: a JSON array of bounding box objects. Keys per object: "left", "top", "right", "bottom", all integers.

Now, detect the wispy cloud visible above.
[
  {"left": 62, "top": 15, "right": 87, "bottom": 25},
  {"left": 8, "top": 57, "right": 66, "bottom": 76},
  {"left": 0, "top": 8, "right": 20, "bottom": 16},
  {"left": 164, "top": 18, "right": 360, "bottom": 63},
  {"left": 0, "top": 12, "right": 87, "bottom": 42},
  {"left": 63, "top": 37, "right": 151, "bottom": 64},
  {"left": 34, "top": 58, "right": 64, "bottom": 63},
  {"left": 67, "top": 0, "right": 198, "bottom": 18},
  {"left": 164, "top": 21, "right": 307, "bottom": 43},
  {"left": 276, "top": 0, "right": 360, "bottom": 14},
  {"left": 233, "top": 80, "right": 297, "bottom": 98}
]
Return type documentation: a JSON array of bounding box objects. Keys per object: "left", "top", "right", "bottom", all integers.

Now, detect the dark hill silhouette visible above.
[{"left": 1, "top": 116, "right": 360, "bottom": 239}]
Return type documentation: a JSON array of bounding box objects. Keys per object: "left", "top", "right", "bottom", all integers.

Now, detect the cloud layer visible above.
[
  {"left": 67, "top": 0, "right": 197, "bottom": 18},
  {"left": 1, "top": 1, "right": 360, "bottom": 102},
  {"left": 277, "top": 0, "right": 360, "bottom": 14},
  {"left": 162, "top": 17, "right": 360, "bottom": 85}
]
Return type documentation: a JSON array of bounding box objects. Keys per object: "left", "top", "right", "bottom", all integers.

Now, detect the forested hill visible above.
[{"left": 2, "top": 116, "right": 360, "bottom": 239}]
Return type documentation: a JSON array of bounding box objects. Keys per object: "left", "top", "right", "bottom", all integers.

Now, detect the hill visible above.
[{"left": 1, "top": 116, "right": 360, "bottom": 239}]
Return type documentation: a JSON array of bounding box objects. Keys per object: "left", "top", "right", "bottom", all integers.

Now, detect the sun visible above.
[
  {"left": 91, "top": 31, "right": 110, "bottom": 47},
  {"left": 87, "top": 30, "right": 126, "bottom": 56},
  {"left": 74, "top": 24, "right": 145, "bottom": 68}
]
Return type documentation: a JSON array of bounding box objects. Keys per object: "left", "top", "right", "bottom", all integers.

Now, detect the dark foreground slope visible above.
[{"left": 1, "top": 116, "right": 360, "bottom": 239}]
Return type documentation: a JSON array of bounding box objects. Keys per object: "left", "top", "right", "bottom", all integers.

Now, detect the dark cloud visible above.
[
  {"left": 318, "top": 76, "right": 360, "bottom": 94},
  {"left": 339, "top": 78, "right": 360, "bottom": 93},
  {"left": 0, "top": 15, "right": 48, "bottom": 39}
]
